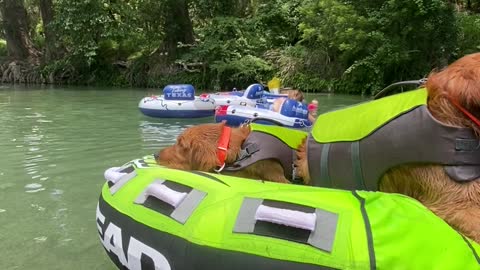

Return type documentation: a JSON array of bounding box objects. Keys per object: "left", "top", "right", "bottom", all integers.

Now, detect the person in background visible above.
[
  {"left": 272, "top": 89, "right": 302, "bottom": 112},
  {"left": 272, "top": 89, "right": 317, "bottom": 123}
]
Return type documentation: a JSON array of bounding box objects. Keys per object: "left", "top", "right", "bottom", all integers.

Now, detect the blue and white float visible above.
[
  {"left": 215, "top": 98, "right": 312, "bottom": 129},
  {"left": 208, "top": 84, "right": 287, "bottom": 107},
  {"left": 138, "top": 84, "right": 216, "bottom": 118}
]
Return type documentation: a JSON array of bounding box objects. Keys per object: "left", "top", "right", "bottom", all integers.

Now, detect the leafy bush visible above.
[
  {"left": 455, "top": 12, "right": 480, "bottom": 57},
  {"left": 296, "top": 0, "right": 457, "bottom": 95}
]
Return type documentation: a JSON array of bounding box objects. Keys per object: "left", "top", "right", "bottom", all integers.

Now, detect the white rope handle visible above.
[
  {"left": 145, "top": 183, "right": 187, "bottom": 208},
  {"left": 104, "top": 167, "right": 126, "bottom": 184},
  {"left": 254, "top": 205, "right": 316, "bottom": 231}
]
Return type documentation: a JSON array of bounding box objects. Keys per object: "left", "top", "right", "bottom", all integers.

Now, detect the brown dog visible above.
[
  {"left": 157, "top": 122, "right": 293, "bottom": 183},
  {"left": 295, "top": 52, "right": 480, "bottom": 244}
]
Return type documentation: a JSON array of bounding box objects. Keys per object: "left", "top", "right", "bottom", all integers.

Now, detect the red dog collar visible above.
[{"left": 215, "top": 126, "right": 231, "bottom": 172}]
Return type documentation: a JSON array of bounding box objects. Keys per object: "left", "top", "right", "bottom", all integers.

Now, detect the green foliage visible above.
[
  {"left": 453, "top": 0, "right": 480, "bottom": 13},
  {"left": 179, "top": 1, "right": 303, "bottom": 90},
  {"left": 53, "top": 0, "right": 113, "bottom": 66},
  {"left": 212, "top": 55, "right": 274, "bottom": 90},
  {"left": 296, "top": 0, "right": 457, "bottom": 94},
  {"left": 191, "top": 0, "right": 239, "bottom": 19},
  {"left": 8, "top": 0, "right": 480, "bottom": 93},
  {"left": 181, "top": 16, "right": 273, "bottom": 89},
  {"left": 146, "top": 71, "right": 206, "bottom": 90},
  {"left": 455, "top": 12, "right": 480, "bottom": 57},
  {"left": 252, "top": 0, "right": 302, "bottom": 48},
  {"left": 0, "top": 39, "right": 7, "bottom": 57}
]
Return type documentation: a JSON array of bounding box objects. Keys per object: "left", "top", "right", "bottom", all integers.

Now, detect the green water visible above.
[{"left": 0, "top": 85, "right": 365, "bottom": 270}]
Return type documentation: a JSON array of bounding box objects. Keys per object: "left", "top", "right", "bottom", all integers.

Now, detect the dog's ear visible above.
[
  {"left": 177, "top": 134, "right": 190, "bottom": 149},
  {"left": 174, "top": 123, "right": 223, "bottom": 171}
]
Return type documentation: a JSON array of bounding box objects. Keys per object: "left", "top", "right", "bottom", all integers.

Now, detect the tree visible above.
[
  {"left": 162, "top": 0, "right": 194, "bottom": 61},
  {"left": 0, "top": 0, "right": 39, "bottom": 62},
  {"left": 39, "top": 0, "right": 62, "bottom": 62}
]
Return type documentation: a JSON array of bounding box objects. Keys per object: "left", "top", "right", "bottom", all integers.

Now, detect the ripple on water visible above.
[
  {"left": 24, "top": 162, "right": 38, "bottom": 167},
  {"left": 37, "top": 119, "right": 53, "bottom": 123},
  {"left": 25, "top": 112, "right": 45, "bottom": 118},
  {"left": 59, "top": 238, "right": 73, "bottom": 246},
  {"left": 139, "top": 121, "right": 188, "bottom": 150},
  {"left": 0, "top": 182, "right": 14, "bottom": 190},
  {"left": 34, "top": 236, "right": 47, "bottom": 243},
  {"left": 25, "top": 183, "right": 46, "bottom": 193},
  {"left": 50, "top": 189, "right": 64, "bottom": 201},
  {"left": 25, "top": 188, "right": 45, "bottom": 193},
  {"left": 51, "top": 189, "right": 63, "bottom": 195},
  {"left": 24, "top": 134, "right": 44, "bottom": 142},
  {"left": 30, "top": 204, "right": 46, "bottom": 211},
  {"left": 25, "top": 154, "right": 48, "bottom": 163}
]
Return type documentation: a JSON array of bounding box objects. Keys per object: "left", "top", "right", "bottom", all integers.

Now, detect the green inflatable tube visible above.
[{"left": 97, "top": 155, "right": 480, "bottom": 270}]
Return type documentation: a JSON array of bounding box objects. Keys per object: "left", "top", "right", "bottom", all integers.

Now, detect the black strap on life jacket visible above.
[{"left": 223, "top": 131, "right": 300, "bottom": 181}]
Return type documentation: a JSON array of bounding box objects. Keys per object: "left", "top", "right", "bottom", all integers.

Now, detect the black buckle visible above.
[{"left": 237, "top": 144, "right": 260, "bottom": 161}]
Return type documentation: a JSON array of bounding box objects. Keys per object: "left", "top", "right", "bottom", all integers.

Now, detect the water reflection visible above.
[
  {"left": 23, "top": 122, "right": 49, "bottom": 194},
  {"left": 140, "top": 122, "right": 184, "bottom": 151},
  {"left": 139, "top": 119, "right": 208, "bottom": 151}
]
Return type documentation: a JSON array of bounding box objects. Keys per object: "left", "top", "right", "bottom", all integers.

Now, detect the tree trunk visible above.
[
  {"left": 0, "top": 0, "right": 40, "bottom": 62},
  {"left": 236, "top": 0, "right": 250, "bottom": 17},
  {"left": 39, "top": 0, "right": 61, "bottom": 62},
  {"left": 162, "top": 0, "right": 194, "bottom": 61}
]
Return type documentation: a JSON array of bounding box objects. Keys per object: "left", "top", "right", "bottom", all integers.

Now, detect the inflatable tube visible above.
[
  {"left": 206, "top": 93, "right": 258, "bottom": 107},
  {"left": 207, "top": 84, "right": 287, "bottom": 108},
  {"left": 139, "top": 84, "right": 216, "bottom": 118},
  {"left": 97, "top": 155, "right": 480, "bottom": 270},
  {"left": 138, "top": 96, "right": 215, "bottom": 118},
  {"left": 215, "top": 105, "right": 312, "bottom": 129}
]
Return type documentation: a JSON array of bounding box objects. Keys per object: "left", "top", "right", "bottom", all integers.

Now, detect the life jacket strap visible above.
[{"left": 236, "top": 143, "right": 260, "bottom": 162}]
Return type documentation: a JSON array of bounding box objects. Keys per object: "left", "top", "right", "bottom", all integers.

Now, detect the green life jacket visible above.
[
  {"left": 308, "top": 88, "right": 480, "bottom": 190},
  {"left": 97, "top": 156, "right": 480, "bottom": 270}
]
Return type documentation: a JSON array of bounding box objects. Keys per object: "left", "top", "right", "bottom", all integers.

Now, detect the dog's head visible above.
[
  {"left": 426, "top": 52, "right": 480, "bottom": 134},
  {"left": 156, "top": 121, "right": 250, "bottom": 171}
]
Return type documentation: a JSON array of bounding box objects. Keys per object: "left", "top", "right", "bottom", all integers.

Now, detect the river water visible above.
[{"left": 0, "top": 85, "right": 365, "bottom": 270}]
